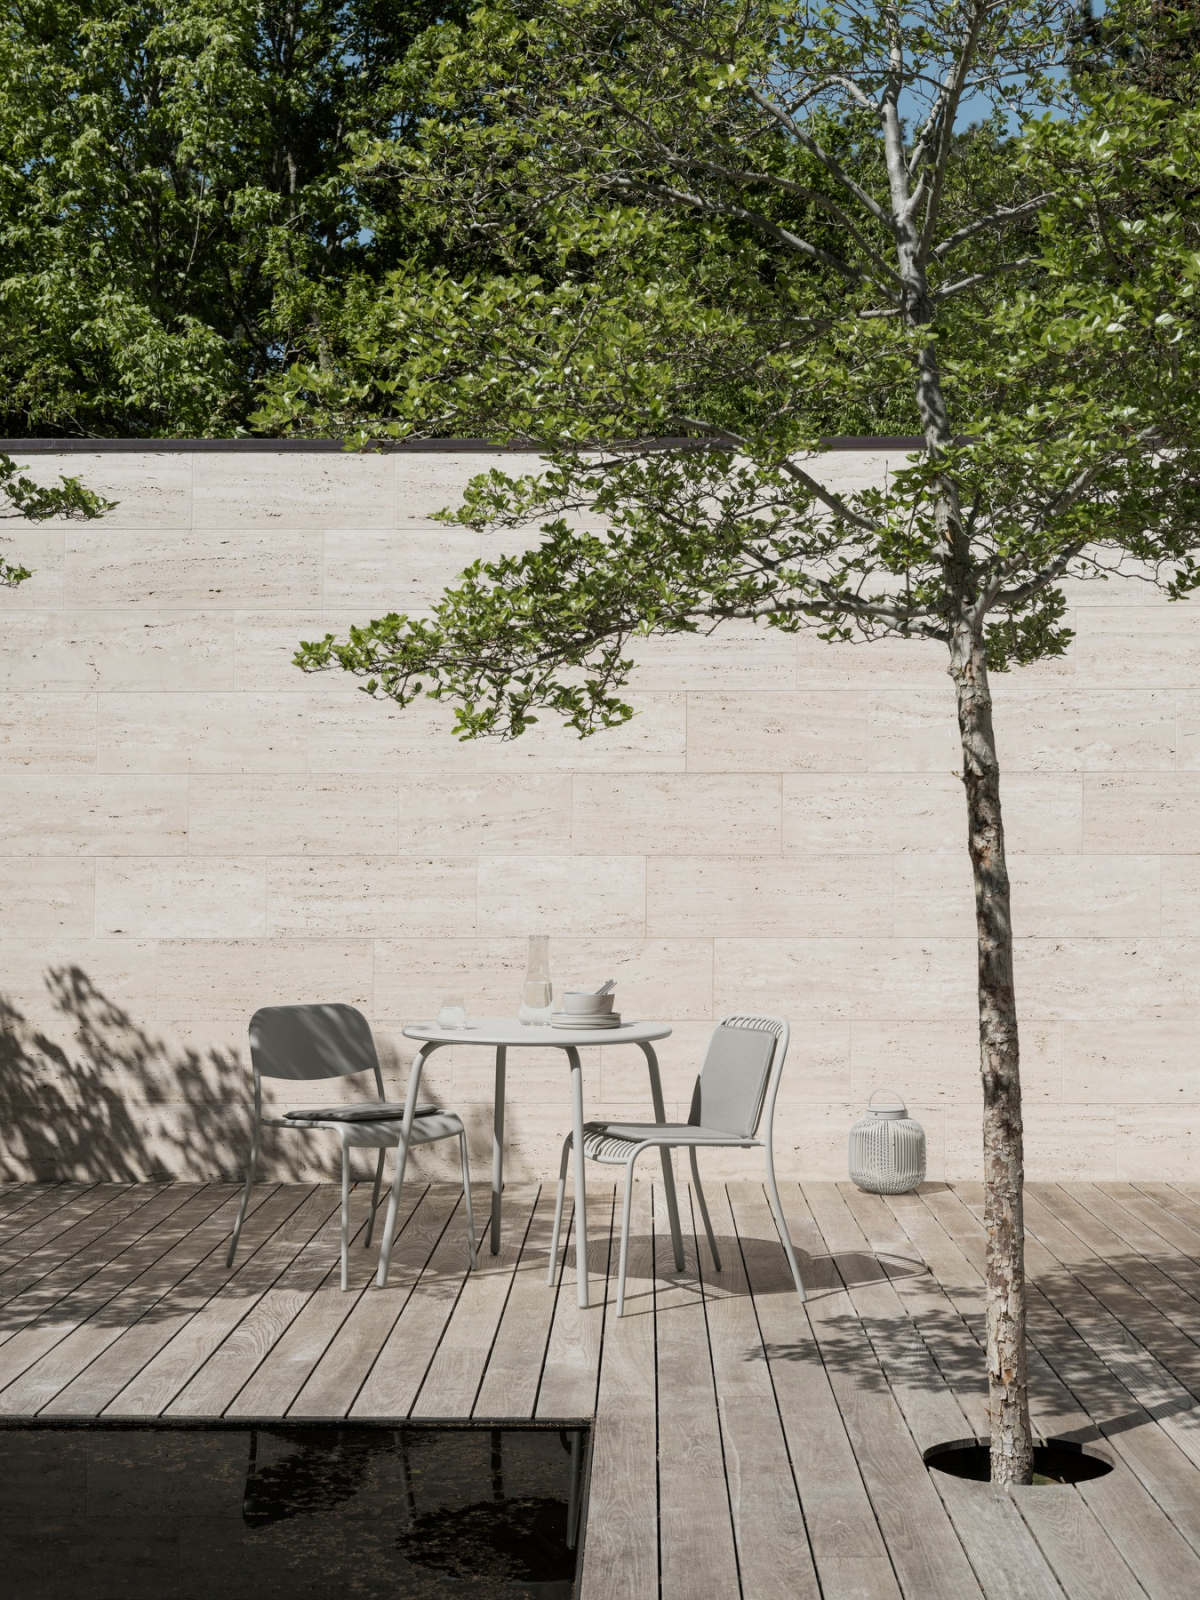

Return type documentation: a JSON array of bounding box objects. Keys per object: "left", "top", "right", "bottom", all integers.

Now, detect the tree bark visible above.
[{"left": 950, "top": 621, "right": 1034, "bottom": 1486}]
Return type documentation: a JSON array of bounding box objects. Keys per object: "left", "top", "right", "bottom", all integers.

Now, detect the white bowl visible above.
[{"left": 563, "top": 991, "right": 615, "bottom": 1015}]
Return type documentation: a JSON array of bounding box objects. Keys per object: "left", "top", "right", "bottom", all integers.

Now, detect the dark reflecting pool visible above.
[{"left": 0, "top": 1420, "right": 588, "bottom": 1599}]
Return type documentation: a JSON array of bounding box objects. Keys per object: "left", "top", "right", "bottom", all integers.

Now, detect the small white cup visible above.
[{"left": 437, "top": 997, "right": 468, "bottom": 1029}]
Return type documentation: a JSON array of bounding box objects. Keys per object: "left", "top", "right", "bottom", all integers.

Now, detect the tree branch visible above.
[
  {"left": 774, "top": 456, "right": 885, "bottom": 533},
  {"left": 988, "top": 537, "right": 1091, "bottom": 609},
  {"left": 604, "top": 175, "right": 883, "bottom": 288},
  {"left": 935, "top": 256, "right": 1039, "bottom": 299},
  {"left": 931, "top": 196, "right": 1052, "bottom": 260},
  {"left": 914, "top": 0, "right": 991, "bottom": 254},
  {"left": 646, "top": 150, "right": 903, "bottom": 285},
  {"left": 742, "top": 83, "right": 893, "bottom": 227}
]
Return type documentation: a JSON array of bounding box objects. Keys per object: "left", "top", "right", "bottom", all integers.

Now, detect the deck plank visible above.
[
  {"left": 835, "top": 1184, "right": 1068, "bottom": 1600},
  {"left": 288, "top": 1184, "right": 459, "bottom": 1418},
  {"left": 726, "top": 1181, "right": 902, "bottom": 1600},
  {"left": 0, "top": 1184, "right": 95, "bottom": 1242},
  {"left": 536, "top": 1183, "right": 616, "bottom": 1421},
  {"left": 411, "top": 1185, "right": 536, "bottom": 1419},
  {"left": 164, "top": 1186, "right": 382, "bottom": 1417},
  {"left": 0, "top": 1186, "right": 210, "bottom": 1390},
  {"left": 0, "top": 1185, "right": 232, "bottom": 1413},
  {"left": 38, "top": 1184, "right": 287, "bottom": 1417},
  {"left": 698, "top": 1182, "right": 818, "bottom": 1600},
  {"left": 0, "top": 1184, "right": 160, "bottom": 1320},
  {"left": 473, "top": 1185, "right": 561, "bottom": 1419},
  {"left": 921, "top": 1186, "right": 1200, "bottom": 1582},
  {"left": 350, "top": 1184, "right": 482, "bottom": 1418},
  {"left": 577, "top": 1178, "right": 658, "bottom": 1600},
  {"left": 781, "top": 1182, "right": 983, "bottom": 1600},
  {"left": 101, "top": 1186, "right": 332, "bottom": 1416},
  {"left": 655, "top": 1185, "right": 742, "bottom": 1600},
  {"left": 226, "top": 1184, "right": 427, "bottom": 1419}
]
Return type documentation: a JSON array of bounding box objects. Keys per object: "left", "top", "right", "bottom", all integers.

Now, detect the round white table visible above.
[{"left": 392, "top": 1017, "right": 680, "bottom": 1308}]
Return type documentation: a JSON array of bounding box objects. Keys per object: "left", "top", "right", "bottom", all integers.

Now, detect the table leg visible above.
[
  {"left": 491, "top": 1045, "right": 506, "bottom": 1255},
  {"left": 566, "top": 1046, "right": 589, "bottom": 1309},
  {"left": 641, "top": 1041, "right": 684, "bottom": 1271}
]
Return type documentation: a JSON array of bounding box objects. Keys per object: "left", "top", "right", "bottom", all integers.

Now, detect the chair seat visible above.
[
  {"left": 264, "top": 1111, "right": 466, "bottom": 1147},
  {"left": 581, "top": 1121, "right": 756, "bottom": 1164}
]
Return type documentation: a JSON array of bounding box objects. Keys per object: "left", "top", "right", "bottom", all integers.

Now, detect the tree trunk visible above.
[{"left": 949, "top": 621, "right": 1034, "bottom": 1487}]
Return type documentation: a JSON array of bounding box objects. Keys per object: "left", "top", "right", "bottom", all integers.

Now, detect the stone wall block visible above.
[
  {"left": 189, "top": 775, "right": 398, "bottom": 857},
  {"left": 687, "top": 690, "right": 869, "bottom": 771},
  {"left": 9, "top": 453, "right": 192, "bottom": 529},
  {"left": 0, "top": 693, "right": 97, "bottom": 770},
  {"left": 98, "top": 692, "right": 306, "bottom": 774},
  {"left": 647, "top": 853, "right": 892, "bottom": 937},
  {"left": 191, "top": 454, "right": 393, "bottom": 527},
  {"left": 574, "top": 773, "right": 781, "bottom": 855},
  {"left": 477, "top": 854, "right": 646, "bottom": 937},
  {"left": 0, "top": 859, "right": 95, "bottom": 937},
  {"left": 0, "top": 774, "right": 187, "bottom": 854},
  {"left": 96, "top": 858, "right": 267, "bottom": 939},
  {"left": 267, "top": 855, "right": 477, "bottom": 937},
  {"left": 399, "top": 774, "right": 572, "bottom": 853},
  {"left": 1, "top": 613, "right": 235, "bottom": 692},
  {"left": 65, "top": 529, "right": 322, "bottom": 609}
]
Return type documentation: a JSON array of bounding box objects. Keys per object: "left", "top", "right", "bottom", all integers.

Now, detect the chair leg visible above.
[
  {"left": 764, "top": 1144, "right": 805, "bottom": 1303},
  {"left": 459, "top": 1131, "right": 478, "bottom": 1270},
  {"left": 340, "top": 1141, "right": 351, "bottom": 1292},
  {"left": 364, "top": 1148, "right": 386, "bottom": 1249},
  {"left": 688, "top": 1146, "right": 722, "bottom": 1271},
  {"left": 547, "top": 1134, "right": 572, "bottom": 1287},
  {"left": 376, "top": 1132, "right": 412, "bottom": 1289},
  {"left": 226, "top": 1121, "right": 260, "bottom": 1269},
  {"left": 616, "top": 1153, "right": 638, "bottom": 1318}
]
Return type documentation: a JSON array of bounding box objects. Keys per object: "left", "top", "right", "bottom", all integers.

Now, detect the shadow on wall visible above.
[{"left": 0, "top": 966, "right": 304, "bottom": 1183}]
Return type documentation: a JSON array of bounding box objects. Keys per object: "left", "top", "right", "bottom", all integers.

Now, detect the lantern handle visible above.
[{"left": 868, "top": 1087, "right": 907, "bottom": 1112}]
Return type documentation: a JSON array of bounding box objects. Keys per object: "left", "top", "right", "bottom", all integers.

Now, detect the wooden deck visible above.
[{"left": 2, "top": 1176, "right": 1200, "bottom": 1598}]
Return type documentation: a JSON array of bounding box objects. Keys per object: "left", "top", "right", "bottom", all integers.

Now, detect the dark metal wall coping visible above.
[{"left": 0, "top": 435, "right": 925, "bottom": 454}]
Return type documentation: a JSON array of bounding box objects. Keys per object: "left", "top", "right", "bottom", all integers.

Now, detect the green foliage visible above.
[
  {"left": 0, "top": 0, "right": 462, "bottom": 436},
  {"left": 290, "top": 2, "right": 1200, "bottom": 731}
]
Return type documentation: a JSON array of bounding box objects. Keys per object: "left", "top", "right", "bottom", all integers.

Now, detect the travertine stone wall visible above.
[{"left": 1, "top": 447, "right": 1198, "bottom": 1183}]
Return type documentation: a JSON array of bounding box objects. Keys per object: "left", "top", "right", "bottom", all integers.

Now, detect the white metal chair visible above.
[
  {"left": 226, "top": 1003, "right": 476, "bottom": 1289},
  {"left": 549, "top": 1014, "right": 805, "bottom": 1315}
]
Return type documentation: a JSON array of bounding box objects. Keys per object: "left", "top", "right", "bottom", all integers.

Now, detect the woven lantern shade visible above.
[{"left": 848, "top": 1089, "right": 926, "bottom": 1195}]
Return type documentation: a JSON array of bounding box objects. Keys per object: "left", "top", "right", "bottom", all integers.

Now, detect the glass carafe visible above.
[{"left": 518, "top": 935, "right": 554, "bottom": 1025}]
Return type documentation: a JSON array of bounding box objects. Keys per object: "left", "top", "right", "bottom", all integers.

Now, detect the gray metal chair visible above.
[
  {"left": 226, "top": 1003, "right": 476, "bottom": 1289},
  {"left": 548, "top": 1014, "right": 804, "bottom": 1315}
]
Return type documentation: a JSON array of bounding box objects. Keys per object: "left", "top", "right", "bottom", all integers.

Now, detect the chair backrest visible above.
[
  {"left": 248, "top": 1004, "right": 381, "bottom": 1085},
  {"left": 692, "top": 1015, "right": 789, "bottom": 1138}
]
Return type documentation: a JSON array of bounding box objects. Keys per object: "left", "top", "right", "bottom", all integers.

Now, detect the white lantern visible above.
[{"left": 849, "top": 1089, "right": 926, "bottom": 1194}]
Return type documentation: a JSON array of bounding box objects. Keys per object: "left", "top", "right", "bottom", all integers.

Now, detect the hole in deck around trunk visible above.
[{"left": 925, "top": 1436, "right": 1114, "bottom": 1486}]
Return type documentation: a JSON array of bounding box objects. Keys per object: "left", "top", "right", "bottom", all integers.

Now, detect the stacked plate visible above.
[{"left": 550, "top": 1011, "right": 623, "bottom": 1030}]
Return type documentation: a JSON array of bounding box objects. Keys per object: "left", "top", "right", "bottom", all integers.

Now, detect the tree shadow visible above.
[
  {"left": 0, "top": 965, "right": 302, "bottom": 1183},
  {"left": 745, "top": 1243, "right": 1200, "bottom": 1451}
]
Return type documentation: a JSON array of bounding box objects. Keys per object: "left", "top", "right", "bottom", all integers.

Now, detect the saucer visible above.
[{"left": 550, "top": 1012, "right": 623, "bottom": 1029}]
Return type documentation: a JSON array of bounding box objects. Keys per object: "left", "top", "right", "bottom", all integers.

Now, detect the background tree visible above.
[
  {"left": 1072, "top": 0, "right": 1200, "bottom": 101},
  {"left": 0, "top": 0, "right": 466, "bottom": 435},
  {"left": 281, "top": 0, "right": 1200, "bottom": 1484}
]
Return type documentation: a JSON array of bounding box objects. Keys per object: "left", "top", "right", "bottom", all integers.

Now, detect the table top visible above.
[{"left": 403, "top": 1016, "right": 672, "bottom": 1048}]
